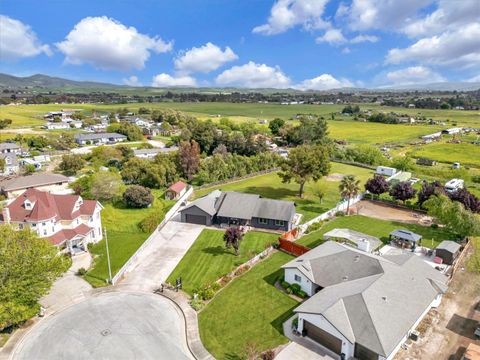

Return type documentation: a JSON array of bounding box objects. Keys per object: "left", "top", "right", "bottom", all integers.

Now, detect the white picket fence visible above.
[
  {"left": 298, "top": 193, "right": 364, "bottom": 234},
  {"left": 111, "top": 186, "right": 193, "bottom": 285}
]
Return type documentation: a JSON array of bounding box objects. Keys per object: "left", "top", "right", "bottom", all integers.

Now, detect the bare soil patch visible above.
[
  {"left": 352, "top": 200, "right": 432, "bottom": 225},
  {"left": 325, "top": 173, "right": 344, "bottom": 182}
]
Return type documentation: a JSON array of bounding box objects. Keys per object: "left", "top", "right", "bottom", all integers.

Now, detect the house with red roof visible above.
[
  {"left": 0, "top": 188, "right": 103, "bottom": 253},
  {"left": 165, "top": 181, "right": 187, "bottom": 200}
]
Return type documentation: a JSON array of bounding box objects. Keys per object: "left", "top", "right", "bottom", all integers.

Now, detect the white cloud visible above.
[
  {"left": 0, "top": 15, "right": 51, "bottom": 60},
  {"left": 122, "top": 76, "right": 142, "bottom": 86},
  {"left": 350, "top": 34, "right": 379, "bottom": 44},
  {"left": 344, "top": 0, "right": 433, "bottom": 31},
  {"left": 316, "top": 29, "right": 347, "bottom": 45},
  {"left": 216, "top": 62, "right": 291, "bottom": 88},
  {"left": 386, "top": 24, "right": 480, "bottom": 68},
  {"left": 466, "top": 74, "right": 480, "bottom": 83},
  {"left": 253, "top": 0, "right": 329, "bottom": 35},
  {"left": 296, "top": 74, "right": 353, "bottom": 90},
  {"left": 403, "top": 0, "right": 480, "bottom": 38},
  {"left": 385, "top": 66, "right": 445, "bottom": 85},
  {"left": 174, "top": 42, "right": 238, "bottom": 73},
  {"left": 151, "top": 73, "right": 197, "bottom": 87},
  {"left": 341, "top": 47, "right": 351, "bottom": 54},
  {"left": 56, "top": 16, "right": 172, "bottom": 71}
]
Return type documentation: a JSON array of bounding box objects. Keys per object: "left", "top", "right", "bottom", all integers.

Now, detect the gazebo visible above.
[{"left": 389, "top": 229, "right": 422, "bottom": 250}]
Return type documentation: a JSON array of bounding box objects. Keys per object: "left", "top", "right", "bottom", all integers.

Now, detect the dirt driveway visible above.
[
  {"left": 352, "top": 200, "right": 432, "bottom": 225},
  {"left": 395, "top": 245, "right": 480, "bottom": 360}
]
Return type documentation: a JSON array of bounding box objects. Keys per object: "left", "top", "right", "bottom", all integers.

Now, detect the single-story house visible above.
[
  {"left": 323, "top": 228, "right": 383, "bottom": 253},
  {"left": 180, "top": 191, "right": 296, "bottom": 232},
  {"left": 0, "top": 142, "right": 22, "bottom": 155},
  {"left": 435, "top": 240, "right": 461, "bottom": 265},
  {"left": 133, "top": 148, "right": 163, "bottom": 159},
  {"left": 0, "top": 173, "right": 70, "bottom": 198},
  {"left": 283, "top": 241, "right": 448, "bottom": 360},
  {"left": 0, "top": 153, "right": 20, "bottom": 176},
  {"left": 45, "top": 122, "right": 71, "bottom": 130},
  {"left": 442, "top": 127, "right": 462, "bottom": 135},
  {"left": 165, "top": 181, "right": 187, "bottom": 200},
  {"left": 376, "top": 166, "right": 397, "bottom": 177},
  {"left": 389, "top": 229, "right": 422, "bottom": 249},
  {"left": 74, "top": 132, "right": 127, "bottom": 145}
]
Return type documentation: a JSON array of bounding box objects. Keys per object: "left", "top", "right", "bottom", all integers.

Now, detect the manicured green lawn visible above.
[
  {"left": 297, "top": 215, "right": 456, "bottom": 249},
  {"left": 84, "top": 190, "right": 175, "bottom": 287},
  {"left": 198, "top": 251, "right": 297, "bottom": 359},
  {"left": 166, "top": 229, "right": 278, "bottom": 295},
  {"left": 195, "top": 162, "right": 374, "bottom": 223}
]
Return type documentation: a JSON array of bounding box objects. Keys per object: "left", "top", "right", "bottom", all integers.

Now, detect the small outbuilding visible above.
[
  {"left": 389, "top": 229, "right": 422, "bottom": 249},
  {"left": 165, "top": 181, "right": 187, "bottom": 200},
  {"left": 435, "top": 240, "right": 461, "bottom": 265}
]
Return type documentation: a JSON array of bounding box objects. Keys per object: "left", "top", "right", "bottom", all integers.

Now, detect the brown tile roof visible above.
[
  {"left": 48, "top": 224, "right": 92, "bottom": 246},
  {"left": 167, "top": 181, "right": 187, "bottom": 194}
]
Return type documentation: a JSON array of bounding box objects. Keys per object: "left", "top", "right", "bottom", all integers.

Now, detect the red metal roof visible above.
[
  {"left": 167, "top": 181, "right": 187, "bottom": 194},
  {"left": 48, "top": 224, "right": 93, "bottom": 245}
]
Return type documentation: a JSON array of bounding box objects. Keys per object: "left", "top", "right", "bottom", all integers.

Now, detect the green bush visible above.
[
  {"left": 431, "top": 223, "right": 439, "bottom": 229},
  {"left": 189, "top": 299, "right": 204, "bottom": 311},
  {"left": 77, "top": 267, "right": 87, "bottom": 276},
  {"left": 306, "top": 221, "right": 323, "bottom": 234},
  {"left": 286, "top": 287, "right": 293, "bottom": 294},
  {"left": 335, "top": 211, "right": 346, "bottom": 217},
  {"left": 200, "top": 288, "right": 216, "bottom": 300},
  {"left": 297, "top": 290, "right": 307, "bottom": 299},
  {"left": 210, "top": 282, "right": 221, "bottom": 292},
  {"left": 280, "top": 281, "right": 290, "bottom": 289},
  {"left": 290, "top": 283, "right": 301, "bottom": 295},
  {"left": 472, "top": 175, "right": 480, "bottom": 184},
  {"left": 138, "top": 211, "right": 164, "bottom": 233}
]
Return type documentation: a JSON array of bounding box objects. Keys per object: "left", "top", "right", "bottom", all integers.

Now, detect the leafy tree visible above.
[
  {"left": 345, "top": 144, "right": 387, "bottom": 165},
  {"left": 364, "top": 175, "right": 389, "bottom": 199},
  {"left": 58, "top": 154, "right": 86, "bottom": 175},
  {"left": 294, "top": 114, "right": 329, "bottom": 145},
  {"left": 268, "top": 118, "right": 285, "bottom": 135},
  {"left": 339, "top": 175, "right": 361, "bottom": 215},
  {"left": 0, "top": 226, "right": 70, "bottom": 329},
  {"left": 121, "top": 155, "right": 178, "bottom": 188},
  {"left": 0, "top": 118, "right": 12, "bottom": 130},
  {"left": 279, "top": 144, "right": 330, "bottom": 198},
  {"left": 212, "top": 143, "right": 228, "bottom": 156},
  {"left": 448, "top": 188, "right": 480, "bottom": 213},
  {"left": 26, "top": 136, "right": 49, "bottom": 150},
  {"left": 178, "top": 140, "right": 200, "bottom": 181},
  {"left": 312, "top": 184, "right": 325, "bottom": 204},
  {"left": 138, "top": 107, "right": 151, "bottom": 114},
  {"left": 223, "top": 227, "right": 244, "bottom": 256},
  {"left": 91, "top": 171, "right": 125, "bottom": 202},
  {"left": 23, "top": 164, "right": 36, "bottom": 175},
  {"left": 417, "top": 181, "right": 443, "bottom": 206},
  {"left": 391, "top": 156, "right": 415, "bottom": 172},
  {"left": 108, "top": 122, "right": 143, "bottom": 141},
  {"left": 123, "top": 185, "right": 154, "bottom": 208},
  {"left": 52, "top": 115, "right": 62, "bottom": 123},
  {"left": 70, "top": 175, "right": 93, "bottom": 199},
  {"left": 424, "top": 195, "right": 480, "bottom": 238},
  {"left": 389, "top": 181, "right": 417, "bottom": 204}
]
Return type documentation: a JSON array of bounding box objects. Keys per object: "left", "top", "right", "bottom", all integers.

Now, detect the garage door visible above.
[
  {"left": 185, "top": 214, "right": 207, "bottom": 225},
  {"left": 304, "top": 321, "right": 342, "bottom": 355}
]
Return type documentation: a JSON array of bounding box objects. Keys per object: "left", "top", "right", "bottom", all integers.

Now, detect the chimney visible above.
[{"left": 2, "top": 207, "right": 11, "bottom": 224}]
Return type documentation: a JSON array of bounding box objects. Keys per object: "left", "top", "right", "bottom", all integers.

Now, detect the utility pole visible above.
[{"left": 104, "top": 227, "right": 113, "bottom": 284}]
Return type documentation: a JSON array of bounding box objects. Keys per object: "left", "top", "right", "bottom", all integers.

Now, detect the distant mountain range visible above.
[{"left": 0, "top": 73, "right": 479, "bottom": 93}]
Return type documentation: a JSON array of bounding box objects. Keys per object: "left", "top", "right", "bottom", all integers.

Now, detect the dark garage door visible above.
[
  {"left": 304, "top": 321, "right": 342, "bottom": 355},
  {"left": 185, "top": 214, "right": 207, "bottom": 225}
]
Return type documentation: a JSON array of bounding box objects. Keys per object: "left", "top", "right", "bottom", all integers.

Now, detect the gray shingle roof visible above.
[
  {"left": 389, "top": 229, "right": 422, "bottom": 242},
  {"left": 323, "top": 228, "right": 383, "bottom": 252},
  {"left": 216, "top": 192, "right": 260, "bottom": 220},
  {"left": 0, "top": 143, "right": 21, "bottom": 151},
  {"left": 290, "top": 241, "right": 448, "bottom": 357},
  {"left": 181, "top": 190, "right": 222, "bottom": 216},
  {"left": 436, "top": 240, "right": 461, "bottom": 253},
  {"left": 0, "top": 173, "right": 69, "bottom": 192},
  {"left": 253, "top": 198, "right": 296, "bottom": 222}
]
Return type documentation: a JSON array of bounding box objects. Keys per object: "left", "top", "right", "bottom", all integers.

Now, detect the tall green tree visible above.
[
  {"left": 339, "top": 175, "right": 361, "bottom": 215},
  {"left": 278, "top": 144, "right": 330, "bottom": 198},
  {"left": 0, "top": 226, "right": 70, "bottom": 330},
  {"left": 91, "top": 171, "right": 125, "bottom": 201},
  {"left": 58, "top": 154, "right": 86, "bottom": 176},
  {"left": 178, "top": 140, "right": 200, "bottom": 181}
]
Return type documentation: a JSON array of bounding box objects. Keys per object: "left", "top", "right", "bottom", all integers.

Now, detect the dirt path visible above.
[{"left": 395, "top": 245, "right": 480, "bottom": 360}]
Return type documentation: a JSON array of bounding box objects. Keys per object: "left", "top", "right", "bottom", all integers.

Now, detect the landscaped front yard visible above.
[
  {"left": 84, "top": 190, "right": 175, "bottom": 287},
  {"left": 298, "top": 215, "right": 456, "bottom": 249},
  {"left": 195, "top": 162, "right": 374, "bottom": 222},
  {"left": 166, "top": 228, "right": 278, "bottom": 295},
  {"left": 198, "top": 251, "right": 297, "bottom": 359}
]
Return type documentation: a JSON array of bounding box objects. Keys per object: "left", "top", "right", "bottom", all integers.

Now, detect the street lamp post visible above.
[{"left": 104, "top": 227, "right": 113, "bottom": 284}]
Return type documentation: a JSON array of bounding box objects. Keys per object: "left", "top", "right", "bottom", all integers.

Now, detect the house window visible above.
[
  {"left": 294, "top": 274, "right": 302, "bottom": 282},
  {"left": 275, "top": 220, "right": 285, "bottom": 226},
  {"left": 258, "top": 218, "right": 268, "bottom": 225},
  {"left": 31, "top": 223, "right": 36, "bottom": 227},
  {"left": 42, "top": 222, "right": 46, "bottom": 226},
  {"left": 18, "top": 224, "right": 24, "bottom": 229},
  {"left": 43, "top": 230, "right": 47, "bottom": 236}
]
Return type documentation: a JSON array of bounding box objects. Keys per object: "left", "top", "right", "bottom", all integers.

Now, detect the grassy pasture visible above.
[{"left": 408, "top": 141, "right": 480, "bottom": 168}]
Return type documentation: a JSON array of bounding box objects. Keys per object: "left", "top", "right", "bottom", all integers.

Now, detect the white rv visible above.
[
  {"left": 376, "top": 166, "right": 397, "bottom": 177},
  {"left": 444, "top": 179, "right": 464, "bottom": 193}
]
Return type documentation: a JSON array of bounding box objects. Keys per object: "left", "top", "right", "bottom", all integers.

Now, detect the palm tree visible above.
[{"left": 339, "top": 175, "right": 361, "bottom": 215}]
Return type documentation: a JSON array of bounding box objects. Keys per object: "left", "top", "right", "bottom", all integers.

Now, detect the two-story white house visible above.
[{"left": 0, "top": 188, "right": 103, "bottom": 253}]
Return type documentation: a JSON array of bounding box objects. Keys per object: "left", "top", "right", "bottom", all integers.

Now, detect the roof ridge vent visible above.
[{"left": 382, "top": 296, "right": 387, "bottom": 301}]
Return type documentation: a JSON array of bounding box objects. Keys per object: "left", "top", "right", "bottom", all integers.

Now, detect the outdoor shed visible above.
[
  {"left": 389, "top": 229, "right": 422, "bottom": 249},
  {"left": 165, "top": 181, "right": 187, "bottom": 200},
  {"left": 435, "top": 240, "right": 461, "bottom": 265}
]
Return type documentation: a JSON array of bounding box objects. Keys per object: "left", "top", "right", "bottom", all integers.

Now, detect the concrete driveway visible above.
[
  {"left": 120, "top": 220, "right": 204, "bottom": 291},
  {"left": 14, "top": 292, "right": 193, "bottom": 360},
  {"left": 276, "top": 343, "right": 336, "bottom": 360}
]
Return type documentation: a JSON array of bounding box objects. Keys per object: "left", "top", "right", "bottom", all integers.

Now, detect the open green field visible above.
[
  {"left": 198, "top": 251, "right": 296, "bottom": 359},
  {"left": 166, "top": 229, "right": 278, "bottom": 295},
  {"left": 195, "top": 162, "right": 374, "bottom": 222},
  {"left": 298, "top": 215, "right": 456, "bottom": 249},
  {"left": 408, "top": 141, "right": 480, "bottom": 168},
  {"left": 84, "top": 190, "right": 174, "bottom": 286}
]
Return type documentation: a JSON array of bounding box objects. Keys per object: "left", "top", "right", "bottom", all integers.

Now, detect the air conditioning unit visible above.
[{"left": 410, "top": 330, "right": 420, "bottom": 341}]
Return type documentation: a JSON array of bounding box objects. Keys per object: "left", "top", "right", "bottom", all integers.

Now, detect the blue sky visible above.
[{"left": 1, "top": 0, "right": 479, "bottom": 89}]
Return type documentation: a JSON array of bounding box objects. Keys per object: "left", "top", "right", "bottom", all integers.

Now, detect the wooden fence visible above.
[{"left": 278, "top": 238, "right": 310, "bottom": 257}]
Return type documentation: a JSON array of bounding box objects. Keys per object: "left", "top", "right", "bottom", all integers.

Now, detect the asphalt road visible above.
[{"left": 14, "top": 292, "right": 193, "bottom": 360}]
